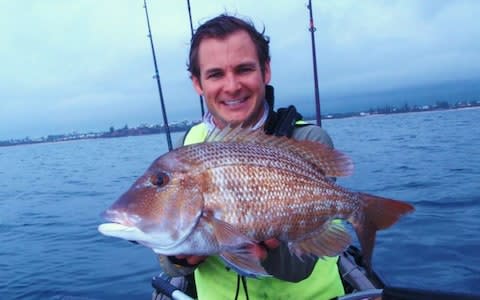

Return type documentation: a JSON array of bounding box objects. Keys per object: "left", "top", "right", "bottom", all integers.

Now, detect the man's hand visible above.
[
  {"left": 171, "top": 238, "right": 280, "bottom": 266},
  {"left": 263, "top": 238, "right": 281, "bottom": 249},
  {"left": 259, "top": 238, "right": 281, "bottom": 259},
  {"left": 174, "top": 255, "right": 207, "bottom": 266}
]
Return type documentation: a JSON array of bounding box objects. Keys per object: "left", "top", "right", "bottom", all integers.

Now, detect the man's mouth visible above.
[{"left": 222, "top": 97, "right": 248, "bottom": 107}]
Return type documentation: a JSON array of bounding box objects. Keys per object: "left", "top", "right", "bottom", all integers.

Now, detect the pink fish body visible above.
[{"left": 98, "top": 126, "right": 414, "bottom": 276}]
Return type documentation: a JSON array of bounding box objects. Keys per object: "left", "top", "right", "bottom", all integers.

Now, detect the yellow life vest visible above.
[{"left": 184, "top": 122, "right": 345, "bottom": 300}]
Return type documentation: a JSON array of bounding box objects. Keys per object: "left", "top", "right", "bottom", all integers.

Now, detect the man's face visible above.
[{"left": 192, "top": 30, "right": 271, "bottom": 129}]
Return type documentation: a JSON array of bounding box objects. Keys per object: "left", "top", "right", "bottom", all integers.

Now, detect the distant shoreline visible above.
[
  {"left": 320, "top": 105, "right": 480, "bottom": 121},
  {"left": 2, "top": 103, "right": 479, "bottom": 148}
]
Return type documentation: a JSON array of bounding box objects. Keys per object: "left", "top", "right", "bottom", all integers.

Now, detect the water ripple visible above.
[{"left": 2, "top": 110, "right": 479, "bottom": 298}]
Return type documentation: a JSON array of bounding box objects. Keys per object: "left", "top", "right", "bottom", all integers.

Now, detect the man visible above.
[{"left": 155, "top": 14, "right": 344, "bottom": 300}]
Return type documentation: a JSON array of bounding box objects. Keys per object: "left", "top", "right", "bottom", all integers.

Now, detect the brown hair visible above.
[{"left": 188, "top": 14, "right": 270, "bottom": 79}]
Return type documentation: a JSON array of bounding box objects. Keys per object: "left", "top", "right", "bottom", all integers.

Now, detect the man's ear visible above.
[
  {"left": 192, "top": 75, "right": 203, "bottom": 96},
  {"left": 263, "top": 61, "right": 271, "bottom": 84}
]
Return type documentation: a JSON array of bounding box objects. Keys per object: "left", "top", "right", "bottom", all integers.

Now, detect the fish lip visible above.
[
  {"left": 98, "top": 222, "right": 136, "bottom": 233},
  {"left": 100, "top": 209, "right": 118, "bottom": 223},
  {"left": 100, "top": 209, "right": 136, "bottom": 227}
]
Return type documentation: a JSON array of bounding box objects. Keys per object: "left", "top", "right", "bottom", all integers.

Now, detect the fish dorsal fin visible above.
[
  {"left": 278, "top": 136, "right": 353, "bottom": 177},
  {"left": 205, "top": 123, "right": 252, "bottom": 143},
  {"left": 206, "top": 124, "right": 353, "bottom": 177}
]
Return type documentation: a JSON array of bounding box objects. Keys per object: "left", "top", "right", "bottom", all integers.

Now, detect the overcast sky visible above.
[{"left": 1, "top": 0, "right": 479, "bottom": 140}]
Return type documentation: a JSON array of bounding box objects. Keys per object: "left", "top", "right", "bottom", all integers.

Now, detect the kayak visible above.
[{"left": 151, "top": 245, "right": 479, "bottom": 300}]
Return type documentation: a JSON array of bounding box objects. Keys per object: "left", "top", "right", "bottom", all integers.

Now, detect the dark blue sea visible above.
[{"left": 1, "top": 108, "right": 479, "bottom": 299}]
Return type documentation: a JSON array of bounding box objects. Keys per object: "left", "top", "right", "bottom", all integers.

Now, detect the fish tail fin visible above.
[{"left": 352, "top": 192, "right": 414, "bottom": 271}]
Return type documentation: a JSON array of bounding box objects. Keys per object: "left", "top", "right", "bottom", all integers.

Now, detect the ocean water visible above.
[{"left": 1, "top": 108, "right": 479, "bottom": 299}]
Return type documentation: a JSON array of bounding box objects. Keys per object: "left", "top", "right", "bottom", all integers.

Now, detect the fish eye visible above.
[{"left": 153, "top": 172, "right": 169, "bottom": 187}]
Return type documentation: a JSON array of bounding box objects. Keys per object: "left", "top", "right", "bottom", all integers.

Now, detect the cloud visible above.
[{"left": 1, "top": 0, "right": 480, "bottom": 140}]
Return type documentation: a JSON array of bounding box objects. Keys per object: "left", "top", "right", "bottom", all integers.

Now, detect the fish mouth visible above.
[
  {"left": 98, "top": 209, "right": 187, "bottom": 251},
  {"left": 98, "top": 210, "right": 148, "bottom": 242}
]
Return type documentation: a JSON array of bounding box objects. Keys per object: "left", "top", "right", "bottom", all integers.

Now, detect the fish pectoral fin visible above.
[
  {"left": 205, "top": 213, "right": 269, "bottom": 277},
  {"left": 206, "top": 213, "right": 253, "bottom": 248},
  {"left": 220, "top": 250, "right": 270, "bottom": 278},
  {"left": 289, "top": 221, "right": 351, "bottom": 259}
]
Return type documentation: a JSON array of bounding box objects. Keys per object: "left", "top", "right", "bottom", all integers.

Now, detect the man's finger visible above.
[
  {"left": 263, "top": 238, "right": 281, "bottom": 249},
  {"left": 186, "top": 255, "right": 207, "bottom": 265}
]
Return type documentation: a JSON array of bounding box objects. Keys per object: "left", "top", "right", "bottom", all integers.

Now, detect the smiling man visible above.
[
  {"left": 191, "top": 29, "right": 270, "bottom": 129},
  {"left": 154, "top": 14, "right": 343, "bottom": 300}
]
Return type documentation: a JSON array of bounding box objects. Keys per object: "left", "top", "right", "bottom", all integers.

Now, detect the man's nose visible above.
[{"left": 224, "top": 73, "right": 241, "bottom": 93}]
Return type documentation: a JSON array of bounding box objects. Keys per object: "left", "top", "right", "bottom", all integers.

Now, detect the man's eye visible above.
[
  {"left": 238, "top": 67, "right": 253, "bottom": 73},
  {"left": 207, "top": 72, "right": 222, "bottom": 79}
]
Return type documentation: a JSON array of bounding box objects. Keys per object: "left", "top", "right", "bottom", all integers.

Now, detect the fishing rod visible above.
[
  {"left": 143, "top": 0, "right": 173, "bottom": 151},
  {"left": 307, "top": 0, "right": 322, "bottom": 127},
  {"left": 186, "top": 0, "right": 205, "bottom": 117}
]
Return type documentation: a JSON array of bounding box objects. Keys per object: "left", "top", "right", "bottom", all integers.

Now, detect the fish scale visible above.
[
  {"left": 182, "top": 142, "right": 323, "bottom": 181},
  {"left": 204, "top": 160, "right": 354, "bottom": 241}
]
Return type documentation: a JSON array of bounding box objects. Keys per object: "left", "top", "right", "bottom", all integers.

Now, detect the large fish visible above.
[{"left": 98, "top": 125, "right": 414, "bottom": 276}]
